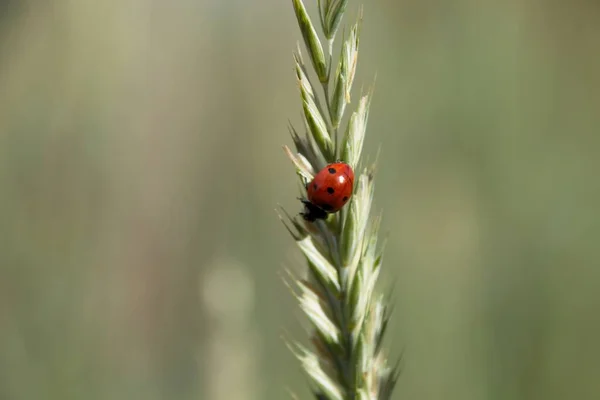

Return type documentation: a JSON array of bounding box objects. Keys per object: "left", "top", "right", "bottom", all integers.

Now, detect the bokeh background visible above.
[{"left": 1, "top": 0, "right": 599, "bottom": 399}]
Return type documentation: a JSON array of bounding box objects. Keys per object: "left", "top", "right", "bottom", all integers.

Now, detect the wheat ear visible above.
[{"left": 280, "top": 1, "right": 399, "bottom": 399}]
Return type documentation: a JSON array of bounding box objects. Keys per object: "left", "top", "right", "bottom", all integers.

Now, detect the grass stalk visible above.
[{"left": 281, "top": 1, "right": 399, "bottom": 399}]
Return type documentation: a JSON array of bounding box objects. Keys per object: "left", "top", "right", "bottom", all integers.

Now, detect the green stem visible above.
[{"left": 322, "top": 38, "right": 339, "bottom": 161}]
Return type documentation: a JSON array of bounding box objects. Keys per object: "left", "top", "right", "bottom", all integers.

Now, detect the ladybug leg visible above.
[{"left": 298, "top": 199, "right": 315, "bottom": 221}]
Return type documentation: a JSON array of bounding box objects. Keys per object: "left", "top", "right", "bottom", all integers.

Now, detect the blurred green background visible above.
[{"left": 1, "top": 0, "right": 599, "bottom": 399}]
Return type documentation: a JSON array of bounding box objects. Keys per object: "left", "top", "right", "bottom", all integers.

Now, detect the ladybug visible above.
[{"left": 301, "top": 162, "right": 354, "bottom": 221}]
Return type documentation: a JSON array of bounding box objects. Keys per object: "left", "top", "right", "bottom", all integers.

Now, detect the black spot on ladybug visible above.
[
  {"left": 328, "top": 167, "right": 336, "bottom": 174},
  {"left": 343, "top": 196, "right": 348, "bottom": 201},
  {"left": 313, "top": 183, "right": 318, "bottom": 190},
  {"left": 327, "top": 187, "right": 335, "bottom": 194},
  {"left": 321, "top": 204, "right": 333, "bottom": 211}
]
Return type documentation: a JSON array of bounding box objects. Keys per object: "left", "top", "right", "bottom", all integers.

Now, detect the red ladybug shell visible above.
[{"left": 307, "top": 162, "right": 354, "bottom": 213}]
